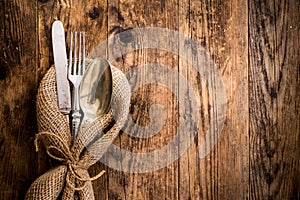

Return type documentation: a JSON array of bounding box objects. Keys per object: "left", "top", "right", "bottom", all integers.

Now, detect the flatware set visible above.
[{"left": 52, "top": 20, "right": 112, "bottom": 139}]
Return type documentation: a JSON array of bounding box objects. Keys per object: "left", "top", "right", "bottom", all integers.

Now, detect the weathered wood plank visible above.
[
  {"left": 249, "top": 0, "right": 300, "bottom": 199},
  {"left": 37, "top": 0, "right": 108, "bottom": 77},
  {"left": 106, "top": 0, "right": 179, "bottom": 199},
  {"left": 178, "top": 0, "right": 249, "bottom": 199},
  {"left": 0, "top": 0, "right": 38, "bottom": 199}
]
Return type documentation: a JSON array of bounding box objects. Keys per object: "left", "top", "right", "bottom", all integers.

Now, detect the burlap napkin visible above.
[{"left": 25, "top": 61, "right": 131, "bottom": 200}]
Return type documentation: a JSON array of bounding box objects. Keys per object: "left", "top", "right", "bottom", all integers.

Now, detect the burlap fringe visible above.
[{"left": 25, "top": 63, "right": 131, "bottom": 200}]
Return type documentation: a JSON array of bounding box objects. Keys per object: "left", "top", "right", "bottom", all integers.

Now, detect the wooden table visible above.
[{"left": 0, "top": 0, "right": 299, "bottom": 199}]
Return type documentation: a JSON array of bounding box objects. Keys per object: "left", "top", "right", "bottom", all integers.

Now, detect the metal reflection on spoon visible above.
[{"left": 79, "top": 58, "right": 112, "bottom": 123}]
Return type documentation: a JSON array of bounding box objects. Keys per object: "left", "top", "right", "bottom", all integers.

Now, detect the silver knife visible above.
[{"left": 52, "top": 20, "right": 71, "bottom": 114}]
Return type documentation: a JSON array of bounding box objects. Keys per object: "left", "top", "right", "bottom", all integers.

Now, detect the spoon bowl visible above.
[{"left": 79, "top": 58, "right": 112, "bottom": 123}]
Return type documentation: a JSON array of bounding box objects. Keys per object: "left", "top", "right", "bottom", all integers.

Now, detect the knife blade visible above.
[{"left": 52, "top": 20, "right": 71, "bottom": 114}]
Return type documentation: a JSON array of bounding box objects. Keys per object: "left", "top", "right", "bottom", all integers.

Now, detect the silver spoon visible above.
[{"left": 79, "top": 58, "right": 112, "bottom": 126}]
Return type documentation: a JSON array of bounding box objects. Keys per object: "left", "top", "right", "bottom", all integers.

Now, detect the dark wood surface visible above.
[
  {"left": 249, "top": 0, "right": 300, "bottom": 199},
  {"left": 0, "top": 0, "right": 38, "bottom": 199},
  {"left": 0, "top": 0, "right": 299, "bottom": 199}
]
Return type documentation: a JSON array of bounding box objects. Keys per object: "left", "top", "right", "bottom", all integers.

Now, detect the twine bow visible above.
[{"left": 34, "top": 132, "right": 106, "bottom": 191}]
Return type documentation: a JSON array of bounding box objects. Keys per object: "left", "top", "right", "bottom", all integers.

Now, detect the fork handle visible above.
[
  {"left": 72, "top": 110, "right": 81, "bottom": 138},
  {"left": 71, "top": 84, "right": 82, "bottom": 138}
]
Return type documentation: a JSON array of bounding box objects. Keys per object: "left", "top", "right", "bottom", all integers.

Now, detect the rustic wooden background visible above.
[{"left": 0, "top": 0, "right": 299, "bottom": 199}]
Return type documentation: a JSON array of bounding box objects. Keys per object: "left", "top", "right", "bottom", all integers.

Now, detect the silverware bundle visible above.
[
  {"left": 52, "top": 20, "right": 86, "bottom": 139},
  {"left": 52, "top": 20, "right": 112, "bottom": 140}
]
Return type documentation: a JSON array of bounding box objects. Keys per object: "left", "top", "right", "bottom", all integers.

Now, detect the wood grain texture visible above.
[
  {"left": 249, "top": 0, "right": 300, "bottom": 199},
  {"left": 105, "top": 0, "right": 180, "bottom": 199},
  {"left": 0, "top": 0, "right": 38, "bottom": 199},
  {"left": 178, "top": 0, "right": 249, "bottom": 199},
  {"left": 0, "top": 0, "right": 299, "bottom": 199}
]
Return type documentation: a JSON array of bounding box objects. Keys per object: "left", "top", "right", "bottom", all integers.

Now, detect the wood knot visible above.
[
  {"left": 38, "top": 0, "right": 49, "bottom": 3},
  {"left": 89, "top": 7, "right": 102, "bottom": 20}
]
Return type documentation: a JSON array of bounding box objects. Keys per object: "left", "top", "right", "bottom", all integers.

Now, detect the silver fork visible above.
[{"left": 68, "top": 31, "right": 86, "bottom": 138}]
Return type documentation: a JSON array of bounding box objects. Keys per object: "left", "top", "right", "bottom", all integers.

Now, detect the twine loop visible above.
[{"left": 34, "top": 131, "right": 105, "bottom": 191}]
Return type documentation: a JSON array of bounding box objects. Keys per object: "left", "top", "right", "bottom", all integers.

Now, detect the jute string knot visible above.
[
  {"left": 25, "top": 63, "right": 131, "bottom": 200},
  {"left": 34, "top": 131, "right": 106, "bottom": 192}
]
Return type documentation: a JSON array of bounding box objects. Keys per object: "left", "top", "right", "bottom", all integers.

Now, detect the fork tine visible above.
[
  {"left": 78, "top": 32, "right": 82, "bottom": 75},
  {"left": 82, "top": 32, "right": 85, "bottom": 74},
  {"left": 69, "top": 32, "right": 73, "bottom": 75},
  {"left": 73, "top": 32, "right": 77, "bottom": 75}
]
